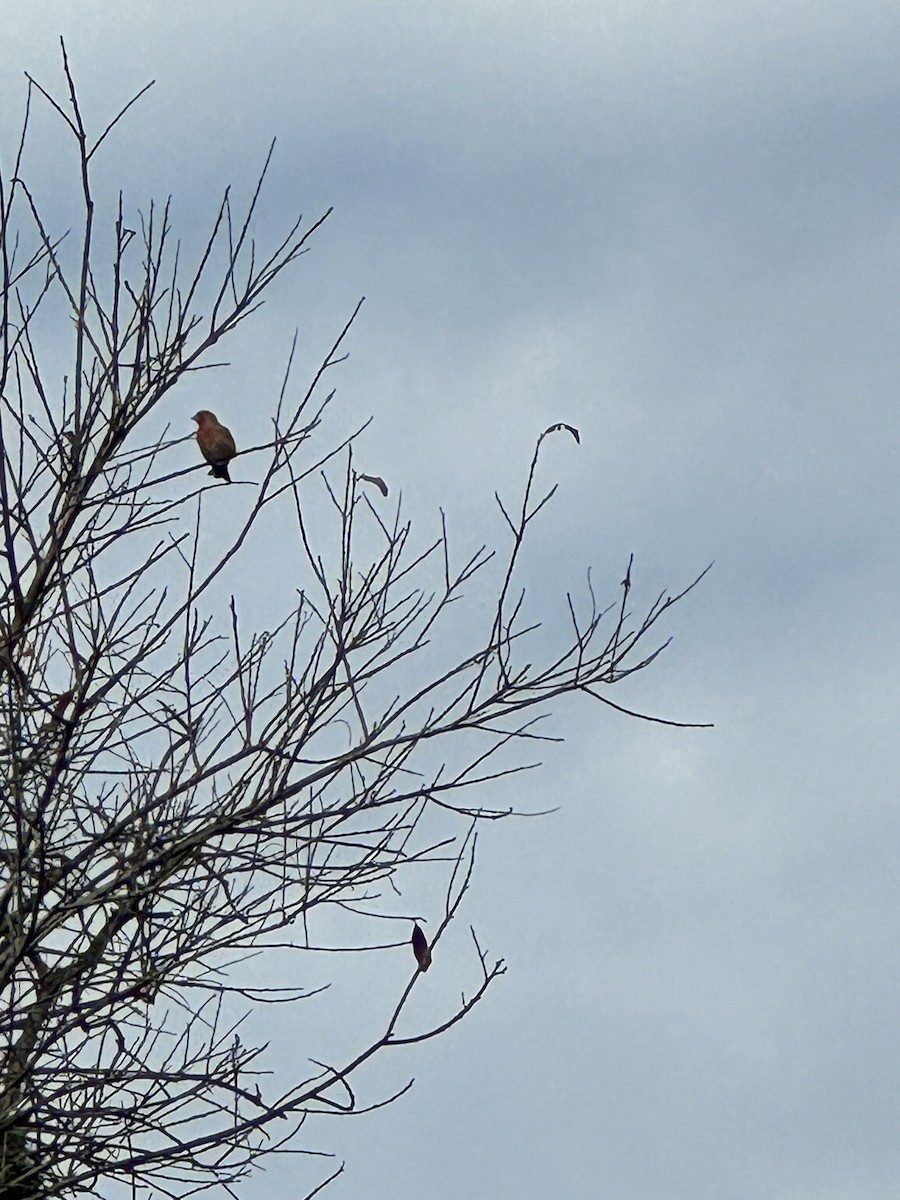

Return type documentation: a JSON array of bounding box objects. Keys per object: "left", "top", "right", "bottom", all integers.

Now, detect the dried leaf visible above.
[
  {"left": 360, "top": 473, "right": 388, "bottom": 497},
  {"left": 544, "top": 422, "right": 580, "bottom": 444}
]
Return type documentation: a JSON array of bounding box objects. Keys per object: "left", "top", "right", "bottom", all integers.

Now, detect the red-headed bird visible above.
[
  {"left": 193, "top": 410, "right": 236, "bottom": 482},
  {"left": 411, "top": 923, "right": 431, "bottom": 972}
]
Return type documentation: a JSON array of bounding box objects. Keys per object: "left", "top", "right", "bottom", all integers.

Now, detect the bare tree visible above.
[{"left": 0, "top": 47, "right": 709, "bottom": 1200}]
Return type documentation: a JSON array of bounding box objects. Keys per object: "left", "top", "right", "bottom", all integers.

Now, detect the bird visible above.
[
  {"left": 411, "top": 923, "right": 431, "bottom": 972},
  {"left": 193, "top": 410, "right": 237, "bottom": 482}
]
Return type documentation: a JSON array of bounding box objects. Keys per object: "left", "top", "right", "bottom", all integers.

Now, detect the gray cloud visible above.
[{"left": 4, "top": 3, "right": 900, "bottom": 1197}]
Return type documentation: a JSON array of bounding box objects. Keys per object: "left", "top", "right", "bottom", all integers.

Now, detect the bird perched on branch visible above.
[
  {"left": 412, "top": 923, "right": 431, "bottom": 972},
  {"left": 193, "top": 410, "right": 236, "bottom": 482}
]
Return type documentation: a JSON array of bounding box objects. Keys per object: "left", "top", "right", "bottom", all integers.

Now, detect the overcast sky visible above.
[{"left": 5, "top": 3, "right": 900, "bottom": 1198}]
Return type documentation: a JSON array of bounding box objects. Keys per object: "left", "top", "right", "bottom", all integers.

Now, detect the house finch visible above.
[
  {"left": 411, "top": 923, "right": 431, "bottom": 972},
  {"left": 193, "top": 410, "right": 237, "bottom": 482}
]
